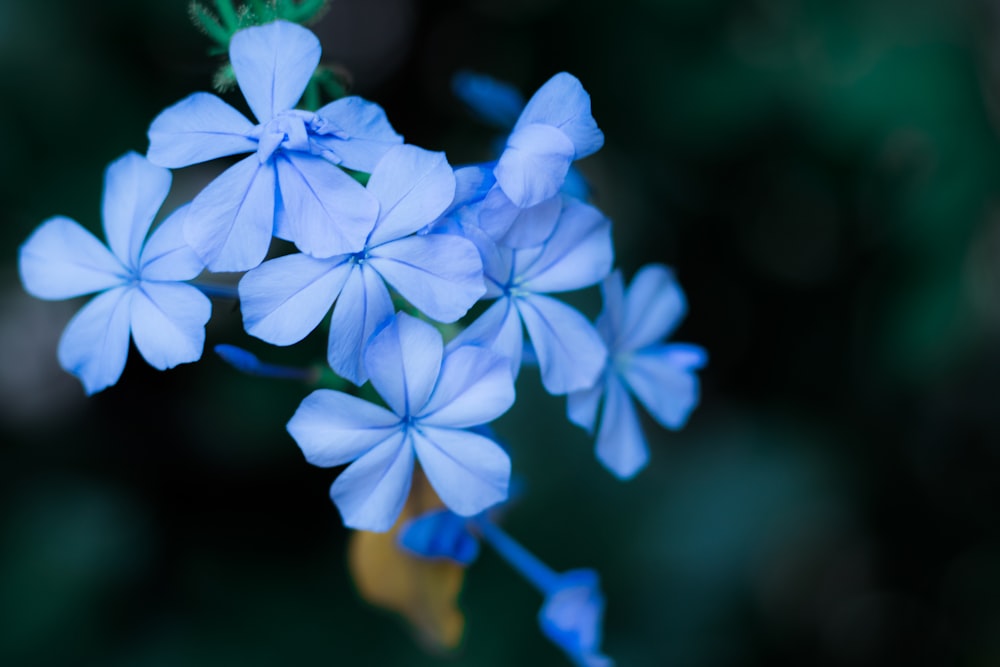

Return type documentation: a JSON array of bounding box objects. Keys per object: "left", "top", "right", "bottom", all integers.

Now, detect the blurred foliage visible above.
[{"left": 3, "top": 0, "right": 1000, "bottom": 665}]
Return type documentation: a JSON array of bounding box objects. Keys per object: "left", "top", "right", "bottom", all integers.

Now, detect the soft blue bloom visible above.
[
  {"left": 451, "top": 197, "right": 613, "bottom": 395},
  {"left": 398, "top": 509, "right": 480, "bottom": 565},
  {"left": 452, "top": 70, "right": 525, "bottom": 130},
  {"left": 287, "top": 313, "right": 514, "bottom": 532},
  {"left": 18, "top": 152, "right": 211, "bottom": 394},
  {"left": 147, "top": 20, "right": 402, "bottom": 271},
  {"left": 538, "top": 569, "right": 613, "bottom": 667},
  {"left": 239, "top": 144, "right": 484, "bottom": 385},
  {"left": 567, "top": 265, "right": 707, "bottom": 479}
]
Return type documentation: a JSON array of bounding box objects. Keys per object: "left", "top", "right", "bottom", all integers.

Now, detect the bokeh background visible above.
[{"left": 3, "top": 0, "right": 1000, "bottom": 665}]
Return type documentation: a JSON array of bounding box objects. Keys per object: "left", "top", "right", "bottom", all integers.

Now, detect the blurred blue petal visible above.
[
  {"left": 452, "top": 70, "right": 525, "bottom": 129},
  {"left": 229, "top": 20, "right": 320, "bottom": 123},
  {"left": 146, "top": 92, "right": 256, "bottom": 168},
  {"left": 240, "top": 252, "right": 352, "bottom": 345},
  {"left": 566, "top": 377, "right": 602, "bottom": 433},
  {"left": 399, "top": 509, "right": 480, "bottom": 565},
  {"left": 538, "top": 569, "right": 613, "bottom": 667},
  {"left": 594, "top": 373, "right": 647, "bottom": 479},
  {"left": 101, "top": 152, "right": 171, "bottom": 269},
  {"left": 622, "top": 344, "right": 707, "bottom": 430},
  {"left": 615, "top": 264, "right": 686, "bottom": 352},
  {"left": 411, "top": 426, "right": 510, "bottom": 517},
  {"left": 19, "top": 217, "right": 126, "bottom": 300},
  {"left": 517, "top": 293, "right": 607, "bottom": 395}
]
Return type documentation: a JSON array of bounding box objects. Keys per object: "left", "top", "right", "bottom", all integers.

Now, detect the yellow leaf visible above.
[{"left": 347, "top": 468, "right": 466, "bottom": 651}]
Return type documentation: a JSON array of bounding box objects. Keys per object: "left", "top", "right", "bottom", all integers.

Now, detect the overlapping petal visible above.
[
  {"left": 513, "top": 72, "right": 604, "bottom": 159},
  {"left": 328, "top": 265, "right": 394, "bottom": 385},
  {"left": 417, "top": 346, "right": 515, "bottom": 428},
  {"left": 146, "top": 92, "right": 256, "bottom": 168},
  {"left": 240, "top": 252, "right": 352, "bottom": 345},
  {"left": 19, "top": 217, "right": 127, "bottom": 300},
  {"left": 366, "top": 145, "right": 456, "bottom": 246},
  {"left": 517, "top": 198, "right": 613, "bottom": 293},
  {"left": 364, "top": 313, "right": 443, "bottom": 417},
  {"left": 139, "top": 205, "right": 205, "bottom": 281},
  {"left": 566, "top": 376, "right": 603, "bottom": 433},
  {"left": 184, "top": 155, "right": 276, "bottom": 271},
  {"left": 369, "top": 234, "right": 484, "bottom": 323},
  {"left": 495, "top": 123, "right": 575, "bottom": 209},
  {"left": 102, "top": 152, "right": 172, "bottom": 269},
  {"left": 288, "top": 389, "right": 401, "bottom": 467},
  {"left": 516, "top": 294, "right": 607, "bottom": 395},
  {"left": 313, "top": 97, "right": 403, "bottom": 172},
  {"left": 275, "top": 153, "right": 378, "bottom": 258},
  {"left": 330, "top": 432, "right": 414, "bottom": 532},
  {"left": 229, "top": 20, "right": 320, "bottom": 123},
  {"left": 411, "top": 426, "right": 510, "bottom": 517},
  {"left": 130, "top": 282, "right": 211, "bottom": 371},
  {"left": 56, "top": 287, "right": 133, "bottom": 395},
  {"left": 448, "top": 298, "right": 524, "bottom": 378},
  {"left": 617, "top": 264, "right": 687, "bottom": 352}
]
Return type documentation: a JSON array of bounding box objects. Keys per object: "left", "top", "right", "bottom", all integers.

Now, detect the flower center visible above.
[{"left": 253, "top": 110, "right": 314, "bottom": 162}]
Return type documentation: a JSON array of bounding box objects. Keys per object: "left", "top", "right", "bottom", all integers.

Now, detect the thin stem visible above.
[{"left": 473, "top": 516, "right": 560, "bottom": 595}]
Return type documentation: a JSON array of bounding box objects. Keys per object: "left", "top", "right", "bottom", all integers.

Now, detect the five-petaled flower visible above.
[
  {"left": 287, "top": 312, "right": 515, "bottom": 532},
  {"left": 18, "top": 152, "right": 211, "bottom": 394}
]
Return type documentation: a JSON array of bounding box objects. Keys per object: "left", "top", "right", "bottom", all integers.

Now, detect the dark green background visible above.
[{"left": 2, "top": 0, "right": 1000, "bottom": 664}]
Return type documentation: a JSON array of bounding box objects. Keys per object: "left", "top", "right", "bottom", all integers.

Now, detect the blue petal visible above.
[
  {"left": 566, "top": 377, "right": 604, "bottom": 433},
  {"left": 411, "top": 425, "right": 510, "bottom": 517},
  {"left": 595, "top": 373, "right": 647, "bottom": 479},
  {"left": 518, "top": 198, "right": 613, "bottom": 293},
  {"left": 399, "top": 509, "right": 480, "bottom": 565},
  {"left": 275, "top": 153, "right": 377, "bottom": 258},
  {"left": 146, "top": 92, "right": 256, "bottom": 168},
  {"left": 494, "top": 123, "right": 575, "bottom": 208},
  {"left": 130, "top": 282, "right": 211, "bottom": 370},
  {"left": 19, "top": 216, "right": 126, "bottom": 300},
  {"left": 514, "top": 72, "right": 604, "bottom": 159},
  {"left": 328, "top": 265, "right": 394, "bottom": 385},
  {"left": 452, "top": 70, "right": 525, "bottom": 129},
  {"left": 363, "top": 312, "right": 443, "bottom": 417},
  {"left": 449, "top": 164, "right": 496, "bottom": 213},
  {"left": 448, "top": 298, "right": 524, "bottom": 379},
  {"left": 313, "top": 97, "right": 403, "bottom": 172},
  {"left": 239, "top": 252, "right": 352, "bottom": 345},
  {"left": 287, "top": 388, "right": 401, "bottom": 467},
  {"left": 330, "top": 431, "right": 414, "bottom": 532},
  {"left": 57, "top": 287, "right": 133, "bottom": 395},
  {"left": 102, "top": 152, "right": 171, "bottom": 269},
  {"left": 139, "top": 205, "right": 205, "bottom": 281},
  {"left": 368, "top": 234, "right": 484, "bottom": 322},
  {"left": 184, "top": 155, "right": 276, "bottom": 271},
  {"left": 496, "top": 194, "right": 562, "bottom": 248},
  {"left": 617, "top": 264, "right": 687, "bottom": 352},
  {"left": 366, "top": 145, "right": 456, "bottom": 246},
  {"left": 229, "top": 20, "right": 320, "bottom": 123},
  {"left": 595, "top": 270, "right": 625, "bottom": 345},
  {"left": 621, "top": 343, "right": 706, "bottom": 431},
  {"left": 516, "top": 294, "right": 607, "bottom": 395},
  {"left": 417, "top": 346, "right": 515, "bottom": 428},
  {"left": 538, "top": 569, "right": 613, "bottom": 667}
]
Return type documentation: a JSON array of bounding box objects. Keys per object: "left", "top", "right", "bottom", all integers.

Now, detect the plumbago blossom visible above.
[
  {"left": 147, "top": 20, "right": 401, "bottom": 271},
  {"left": 16, "top": 12, "right": 708, "bottom": 665},
  {"left": 18, "top": 152, "right": 210, "bottom": 394}
]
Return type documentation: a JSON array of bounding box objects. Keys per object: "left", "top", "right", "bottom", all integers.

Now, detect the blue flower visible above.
[
  {"left": 239, "top": 144, "right": 485, "bottom": 385},
  {"left": 568, "top": 265, "right": 707, "bottom": 479},
  {"left": 147, "top": 20, "right": 402, "bottom": 271},
  {"left": 451, "top": 196, "right": 613, "bottom": 395},
  {"left": 538, "top": 569, "right": 614, "bottom": 667},
  {"left": 398, "top": 508, "right": 480, "bottom": 565},
  {"left": 287, "top": 312, "right": 514, "bottom": 532},
  {"left": 18, "top": 152, "right": 211, "bottom": 394}
]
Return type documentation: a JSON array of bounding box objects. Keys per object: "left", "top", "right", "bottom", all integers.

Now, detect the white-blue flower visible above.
[
  {"left": 287, "top": 313, "right": 514, "bottom": 532},
  {"left": 18, "top": 152, "right": 211, "bottom": 395},
  {"left": 567, "top": 265, "right": 707, "bottom": 479},
  {"left": 147, "top": 20, "right": 402, "bottom": 271}
]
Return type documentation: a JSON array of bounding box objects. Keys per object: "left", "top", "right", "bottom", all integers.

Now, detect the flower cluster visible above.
[{"left": 18, "top": 18, "right": 706, "bottom": 665}]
